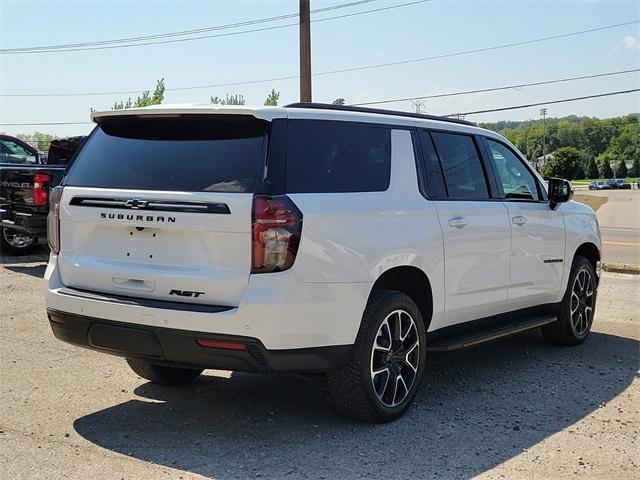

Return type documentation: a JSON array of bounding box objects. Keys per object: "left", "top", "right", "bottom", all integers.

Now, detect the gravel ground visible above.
[{"left": 1, "top": 251, "right": 638, "bottom": 480}]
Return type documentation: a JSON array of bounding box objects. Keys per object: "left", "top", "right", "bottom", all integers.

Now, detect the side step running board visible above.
[{"left": 426, "top": 315, "right": 557, "bottom": 352}]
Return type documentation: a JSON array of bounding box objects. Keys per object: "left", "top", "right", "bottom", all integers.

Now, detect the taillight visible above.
[
  {"left": 47, "top": 186, "right": 64, "bottom": 254},
  {"left": 251, "top": 195, "right": 302, "bottom": 273},
  {"left": 33, "top": 172, "right": 50, "bottom": 206}
]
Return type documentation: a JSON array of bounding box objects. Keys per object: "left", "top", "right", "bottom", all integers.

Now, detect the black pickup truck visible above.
[{"left": 0, "top": 134, "right": 84, "bottom": 255}]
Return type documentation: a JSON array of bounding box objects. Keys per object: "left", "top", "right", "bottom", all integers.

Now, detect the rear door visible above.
[
  {"left": 420, "top": 130, "right": 510, "bottom": 326},
  {"left": 58, "top": 115, "right": 269, "bottom": 306},
  {"left": 481, "top": 137, "right": 565, "bottom": 307}
]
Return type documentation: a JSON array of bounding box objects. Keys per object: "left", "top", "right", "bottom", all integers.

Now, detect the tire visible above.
[
  {"left": 0, "top": 228, "right": 37, "bottom": 255},
  {"left": 542, "top": 255, "right": 597, "bottom": 346},
  {"left": 327, "top": 290, "right": 427, "bottom": 423},
  {"left": 126, "top": 358, "right": 203, "bottom": 385}
]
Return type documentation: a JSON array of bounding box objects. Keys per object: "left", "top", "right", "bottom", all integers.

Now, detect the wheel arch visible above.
[
  {"left": 367, "top": 266, "right": 433, "bottom": 331},
  {"left": 574, "top": 242, "right": 600, "bottom": 272}
]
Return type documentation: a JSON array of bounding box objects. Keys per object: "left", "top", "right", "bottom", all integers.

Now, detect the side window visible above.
[
  {"left": 418, "top": 130, "right": 447, "bottom": 198},
  {"left": 486, "top": 139, "right": 540, "bottom": 201},
  {"left": 286, "top": 120, "right": 391, "bottom": 193},
  {"left": 430, "top": 132, "right": 489, "bottom": 200}
]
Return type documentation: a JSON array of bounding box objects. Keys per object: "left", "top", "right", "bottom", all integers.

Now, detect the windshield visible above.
[
  {"left": 0, "top": 138, "right": 37, "bottom": 164},
  {"left": 65, "top": 116, "right": 268, "bottom": 192}
]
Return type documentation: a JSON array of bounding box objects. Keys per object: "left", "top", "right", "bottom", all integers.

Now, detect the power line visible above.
[
  {"left": 315, "top": 20, "right": 639, "bottom": 76},
  {"left": 3, "top": 20, "right": 636, "bottom": 97},
  {"left": 353, "top": 68, "right": 640, "bottom": 106},
  {"left": 448, "top": 89, "right": 640, "bottom": 117},
  {"left": 0, "top": 0, "right": 431, "bottom": 54},
  {"left": 1, "top": 0, "right": 380, "bottom": 53},
  {"left": 2, "top": 89, "right": 638, "bottom": 127},
  {"left": 0, "top": 121, "right": 92, "bottom": 126}
]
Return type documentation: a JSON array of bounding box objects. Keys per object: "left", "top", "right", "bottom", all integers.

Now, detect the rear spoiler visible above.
[{"left": 91, "top": 106, "right": 285, "bottom": 123}]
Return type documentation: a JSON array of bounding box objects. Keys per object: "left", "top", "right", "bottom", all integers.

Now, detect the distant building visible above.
[{"left": 536, "top": 152, "right": 555, "bottom": 171}]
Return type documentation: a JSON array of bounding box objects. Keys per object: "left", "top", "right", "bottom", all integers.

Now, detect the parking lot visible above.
[{"left": 0, "top": 251, "right": 638, "bottom": 480}]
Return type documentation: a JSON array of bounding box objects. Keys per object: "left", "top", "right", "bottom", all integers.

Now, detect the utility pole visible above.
[
  {"left": 299, "top": 0, "right": 312, "bottom": 102},
  {"left": 540, "top": 107, "right": 548, "bottom": 168},
  {"left": 411, "top": 99, "right": 426, "bottom": 114}
]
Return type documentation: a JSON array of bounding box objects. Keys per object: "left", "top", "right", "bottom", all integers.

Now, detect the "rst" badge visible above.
[{"left": 169, "top": 289, "right": 205, "bottom": 298}]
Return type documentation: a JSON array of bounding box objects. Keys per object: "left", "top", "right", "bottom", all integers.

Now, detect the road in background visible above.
[{"left": 579, "top": 189, "right": 640, "bottom": 265}]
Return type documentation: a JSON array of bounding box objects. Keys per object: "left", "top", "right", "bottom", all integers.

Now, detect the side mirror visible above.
[{"left": 548, "top": 177, "right": 573, "bottom": 209}]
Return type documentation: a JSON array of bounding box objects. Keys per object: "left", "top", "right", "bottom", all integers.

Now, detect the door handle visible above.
[
  {"left": 512, "top": 215, "right": 528, "bottom": 226},
  {"left": 448, "top": 216, "right": 467, "bottom": 229}
]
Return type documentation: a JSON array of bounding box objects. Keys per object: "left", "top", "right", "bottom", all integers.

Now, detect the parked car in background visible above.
[
  {"left": 613, "top": 179, "right": 631, "bottom": 189},
  {"left": 588, "top": 181, "right": 611, "bottom": 190},
  {"left": 0, "top": 134, "right": 85, "bottom": 254},
  {"left": 605, "top": 178, "right": 631, "bottom": 189},
  {"left": 45, "top": 103, "right": 601, "bottom": 422}
]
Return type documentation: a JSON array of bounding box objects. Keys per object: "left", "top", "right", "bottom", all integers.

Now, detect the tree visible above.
[
  {"left": 332, "top": 98, "right": 346, "bottom": 105},
  {"left": 630, "top": 158, "right": 640, "bottom": 177},
  {"left": 482, "top": 114, "right": 640, "bottom": 164},
  {"left": 616, "top": 159, "right": 628, "bottom": 178},
  {"left": 541, "top": 147, "right": 583, "bottom": 179},
  {"left": 211, "top": 94, "right": 245, "bottom": 105},
  {"left": 584, "top": 156, "right": 599, "bottom": 179},
  {"left": 264, "top": 89, "right": 280, "bottom": 106},
  {"left": 113, "top": 78, "right": 165, "bottom": 110},
  {"left": 16, "top": 132, "right": 54, "bottom": 151},
  {"left": 597, "top": 155, "right": 614, "bottom": 178}
]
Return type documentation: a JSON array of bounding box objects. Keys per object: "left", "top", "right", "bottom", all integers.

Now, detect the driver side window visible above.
[{"left": 486, "top": 139, "right": 540, "bottom": 201}]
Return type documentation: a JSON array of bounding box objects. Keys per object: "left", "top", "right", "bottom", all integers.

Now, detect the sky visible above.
[{"left": 1, "top": 0, "right": 639, "bottom": 137}]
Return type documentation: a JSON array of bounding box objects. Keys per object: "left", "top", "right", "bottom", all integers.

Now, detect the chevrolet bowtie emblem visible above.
[{"left": 124, "top": 199, "right": 149, "bottom": 209}]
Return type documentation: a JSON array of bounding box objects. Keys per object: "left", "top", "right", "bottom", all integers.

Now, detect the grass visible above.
[{"left": 573, "top": 194, "right": 608, "bottom": 211}]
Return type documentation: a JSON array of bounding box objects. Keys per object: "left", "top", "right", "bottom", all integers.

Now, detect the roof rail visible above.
[{"left": 284, "top": 102, "right": 476, "bottom": 126}]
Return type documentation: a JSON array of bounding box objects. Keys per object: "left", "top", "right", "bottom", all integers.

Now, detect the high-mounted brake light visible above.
[
  {"left": 47, "top": 186, "right": 64, "bottom": 254},
  {"left": 33, "top": 172, "right": 50, "bottom": 206},
  {"left": 251, "top": 195, "right": 302, "bottom": 273}
]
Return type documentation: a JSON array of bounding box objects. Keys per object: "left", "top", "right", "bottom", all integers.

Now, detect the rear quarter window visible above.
[
  {"left": 65, "top": 116, "right": 268, "bottom": 192},
  {"left": 286, "top": 120, "right": 391, "bottom": 193}
]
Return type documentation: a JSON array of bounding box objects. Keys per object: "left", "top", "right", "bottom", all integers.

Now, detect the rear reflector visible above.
[
  {"left": 48, "top": 313, "right": 65, "bottom": 325},
  {"left": 195, "top": 339, "right": 247, "bottom": 351}
]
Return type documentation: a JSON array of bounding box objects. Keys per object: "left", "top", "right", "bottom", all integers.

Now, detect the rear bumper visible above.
[
  {"left": 48, "top": 309, "right": 351, "bottom": 372},
  {"left": 45, "top": 254, "right": 371, "bottom": 351}
]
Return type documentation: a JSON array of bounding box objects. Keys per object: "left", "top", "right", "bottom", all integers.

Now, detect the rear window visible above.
[
  {"left": 286, "top": 120, "right": 391, "bottom": 193},
  {"left": 65, "top": 116, "right": 268, "bottom": 192}
]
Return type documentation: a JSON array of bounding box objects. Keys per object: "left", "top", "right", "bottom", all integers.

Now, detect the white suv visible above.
[{"left": 45, "top": 103, "right": 601, "bottom": 422}]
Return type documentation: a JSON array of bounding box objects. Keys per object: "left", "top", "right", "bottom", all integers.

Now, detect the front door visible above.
[{"left": 483, "top": 138, "right": 566, "bottom": 308}]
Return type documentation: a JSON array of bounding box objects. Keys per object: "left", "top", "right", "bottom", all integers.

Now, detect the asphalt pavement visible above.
[{"left": 0, "top": 253, "right": 638, "bottom": 480}]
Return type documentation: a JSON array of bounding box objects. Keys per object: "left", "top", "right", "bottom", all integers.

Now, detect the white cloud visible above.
[{"left": 622, "top": 35, "right": 640, "bottom": 50}]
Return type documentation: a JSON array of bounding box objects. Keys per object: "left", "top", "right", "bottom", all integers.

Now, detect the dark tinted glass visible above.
[
  {"left": 65, "top": 116, "right": 267, "bottom": 192},
  {"left": 431, "top": 132, "right": 489, "bottom": 200},
  {"left": 286, "top": 120, "right": 391, "bottom": 193},
  {"left": 486, "top": 139, "right": 540, "bottom": 201},
  {"left": 418, "top": 131, "right": 447, "bottom": 198}
]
